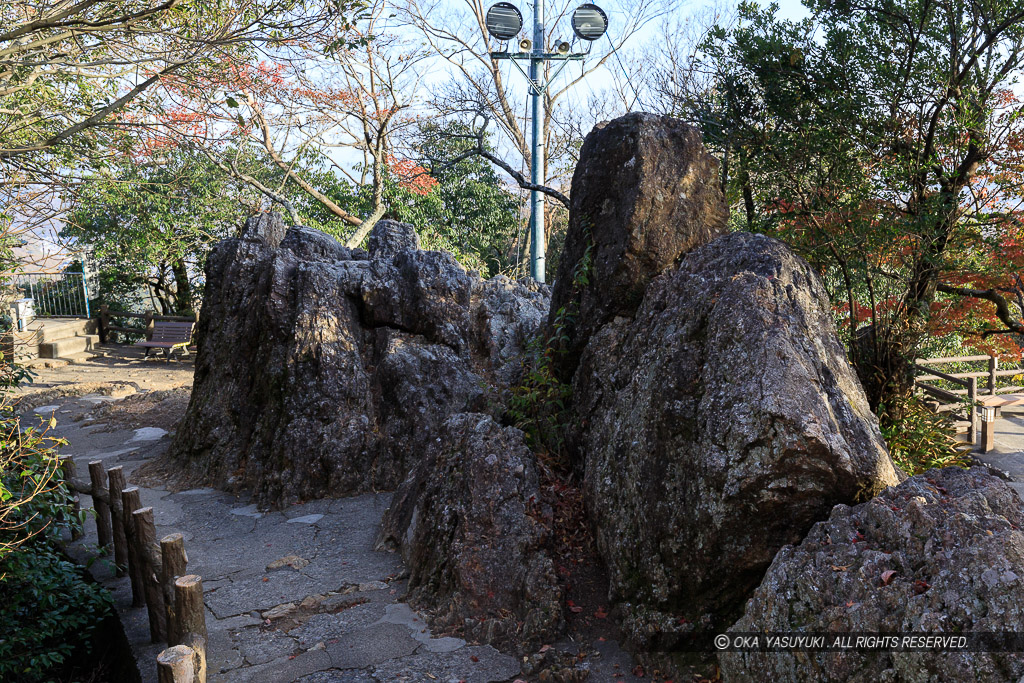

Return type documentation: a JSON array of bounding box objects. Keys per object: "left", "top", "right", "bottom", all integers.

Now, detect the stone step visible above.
[
  {"left": 39, "top": 334, "right": 100, "bottom": 358},
  {"left": 25, "top": 317, "right": 97, "bottom": 343}
]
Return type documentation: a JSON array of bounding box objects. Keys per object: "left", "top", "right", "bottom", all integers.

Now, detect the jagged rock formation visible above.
[
  {"left": 375, "top": 413, "right": 562, "bottom": 649},
  {"left": 172, "top": 216, "right": 548, "bottom": 505},
  {"left": 177, "top": 114, "right": 919, "bottom": 671},
  {"left": 547, "top": 116, "right": 903, "bottom": 664},
  {"left": 721, "top": 467, "right": 1024, "bottom": 682},
  {"left": 548, "top": 113, "right": 729, "bottom": 380}
]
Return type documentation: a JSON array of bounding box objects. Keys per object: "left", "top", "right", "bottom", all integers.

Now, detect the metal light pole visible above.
[
  {"left": 529, "top": 0, "right": 546, "bottom": 283},
  {"left": 485, "top": 2, "right": 608, "bottom": 284}
]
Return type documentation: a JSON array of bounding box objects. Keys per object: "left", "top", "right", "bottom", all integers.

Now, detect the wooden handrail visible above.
[{"left": 916, "top": 355, "right": 992, "bottom": 365}]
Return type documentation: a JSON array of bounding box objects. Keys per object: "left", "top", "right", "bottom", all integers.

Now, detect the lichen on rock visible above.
[{"left": 721, "top": 466, "right": 1024, "bottom": 682}]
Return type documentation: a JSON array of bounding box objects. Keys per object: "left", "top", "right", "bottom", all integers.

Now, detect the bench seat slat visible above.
[
  {"left": 135, "top": 341, "right": 188, "bottom": 348},
  {"left": 979, "top": 394, "right": 1024, "bottom": 407}
]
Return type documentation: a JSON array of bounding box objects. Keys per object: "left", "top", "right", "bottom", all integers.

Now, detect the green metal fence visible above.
[{"left": 11, "top": 271, "right": 91, "bottom": 318}]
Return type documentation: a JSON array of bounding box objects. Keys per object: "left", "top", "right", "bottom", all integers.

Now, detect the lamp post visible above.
[{"left": 485, "top": 2, "right": 608, "bottom": 283}]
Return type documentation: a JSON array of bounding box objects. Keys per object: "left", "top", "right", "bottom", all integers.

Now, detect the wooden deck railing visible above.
[{"left": 915, "top": 354, "right": 1024, "bottom": 442}]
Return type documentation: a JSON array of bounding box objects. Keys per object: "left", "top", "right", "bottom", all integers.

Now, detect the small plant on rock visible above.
[
  {"left": 879, "top": 395, "right": 973, "bottom": 475},
  {"left": 506, "top": 239, "right": 593, "bottom": 470}
]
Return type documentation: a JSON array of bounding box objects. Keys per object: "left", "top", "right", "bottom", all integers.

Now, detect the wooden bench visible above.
[
  {"left": 134, "top": 321, "right": 194, "bottom": 360},
  {"left": 977, "top": 394, "right": 1024, "bottom": 452}
]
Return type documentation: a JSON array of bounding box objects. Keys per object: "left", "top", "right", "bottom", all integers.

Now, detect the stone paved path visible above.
[
  {"left": 28, "top": 351, "right": 637, "bottom": 682},
  {"left": 52, "top": 402, "right": 526, "bottom": 683},
  {"left": 971, "top": 407, "right": 1024, "bottom": 499}
]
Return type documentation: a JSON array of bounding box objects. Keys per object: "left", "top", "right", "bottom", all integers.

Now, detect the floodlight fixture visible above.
[
  {"left": 484, "top": 0, "right": 611, "bottom": 284},
  {"left": 571, "top": 4, "right": 608, "bottom": 41},
  {"left": 485, "top": 2, "right": 523, "bottom": 41}
]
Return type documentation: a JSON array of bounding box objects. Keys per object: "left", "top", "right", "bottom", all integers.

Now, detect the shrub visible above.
[
  {"left": 0, "top": 543, "right": 113, "bottom": 680},
  {"left": 0, "top": 351, "right": 113, "bottom": 680},
  {"left": 879, "top": 395, "right": 973, "bottom": 475}
]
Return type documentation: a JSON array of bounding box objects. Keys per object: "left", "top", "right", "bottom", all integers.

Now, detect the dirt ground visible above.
[{"left": 14, "top": 344, "right": 194, "bottom": 429}]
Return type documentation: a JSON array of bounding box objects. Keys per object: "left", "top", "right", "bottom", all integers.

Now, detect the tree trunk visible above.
[{"left": 171, "top": 259, "right": 193, "bottom": 314}]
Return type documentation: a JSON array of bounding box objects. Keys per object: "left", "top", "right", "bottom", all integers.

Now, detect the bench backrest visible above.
[{"left": 150, "top": 321, "right": 194, "bottom": 344}]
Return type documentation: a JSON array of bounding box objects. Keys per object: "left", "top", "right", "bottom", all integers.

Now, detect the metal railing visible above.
[{"left": 11, "top": 271, "right": 91, "bottom": 318}]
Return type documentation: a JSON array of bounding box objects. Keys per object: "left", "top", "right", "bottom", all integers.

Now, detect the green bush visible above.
[
  {"left": 0, "top": 352, "right": 113, "bottom": 680},
  {"left": 504, "top": 239, "right": 593, "bottom": 469},
  {"left": 879, "top": 395, "right": 973, "bottom": 475},
  {"left": 0, "top": 543, "right": 113, "bottom": 680}
]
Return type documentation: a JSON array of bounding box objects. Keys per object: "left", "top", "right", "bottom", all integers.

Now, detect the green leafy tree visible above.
[
  {"left": 294, "top": 122, "right": 523, "bottom": 278},
  {"left": 689, "top": 0, "right": 1024, "bottom": 411},
  {"left": 0, "top": 212, "right": 111, "bottom": 682},
  {"left": 65, "top": 151, "right": 262, "bottom": 314}
]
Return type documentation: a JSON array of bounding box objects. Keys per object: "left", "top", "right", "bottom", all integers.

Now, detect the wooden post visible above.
[
  {"left": 133, "top": 506, "right": 167, "bottom": 642},
  {"left": 981, "top": 403, "right": 997, "bottom": 453},
  {"left": 58, "top": 455, "right": 83, "bottom": 541},
  {"left": 122, "top": 487, "right": 146, "bottom": 608},
  {"left": 989, "top": 355, "right": 999, "bottom": 395},
  {"left": 88, "top": 461, "right": 113, "bottom": 552},
  {"left": 99, "top": 304, "right": 110, "bottom": 344},
  {"left": 173, "top": 575, "right": 207, "bottom": 683},
  {"left": 161, "top": 533, "right": 188, "bottom": 646},
  {"left": 107, "top": 467, "right": 128, "bottom": 577},
  {"left": 157, "top": 645, "right": 195, "bottom": 683},
  {"left": 968, "top": 377, "right": 978, "bottom": 445}
]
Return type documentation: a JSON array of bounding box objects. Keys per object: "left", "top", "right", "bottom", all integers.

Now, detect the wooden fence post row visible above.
[{"left": 55, "top": 461, "right": 207, "bottom": 683}]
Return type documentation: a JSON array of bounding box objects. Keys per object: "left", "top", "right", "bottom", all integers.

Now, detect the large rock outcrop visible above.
[
  {"left": 721, "top": 467, "right": 1024, "bottom": 682},
  {"left": 570, "top": 232, "right": 903, "bottom": 648},
  {"left": 172, "top": 216, "right": 549, "bottom": 505},
  {"left": 548, "top": 113, "right": 729, "bottom": 379},
  {"left": 375, "top": 413, "right": 562, "bottom": 649}
]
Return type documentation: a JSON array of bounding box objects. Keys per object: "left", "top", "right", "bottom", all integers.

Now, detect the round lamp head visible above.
[
  {"left": 572, "top": 4, "right": 608, "bottom": 41},
  {"left": 519, "top": 38, "right": 532, "bottom": 51},
  {"left": 557, "top": 41, "right": 571, "bottom": 54},
  {"left": 486, "top": 2, "right": 523, "bottom": 42}
]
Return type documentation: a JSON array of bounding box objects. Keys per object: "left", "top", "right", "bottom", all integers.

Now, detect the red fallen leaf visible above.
[
  {"left": 539, "top": 644, "right": 551, "bottom": 653},
  {"left": 594, "top": 606, "right": 609, "bottom": 619},
  {"left": 470, "top": 655, "right": 480, "bottom": 663},
  {"left": 487, "top": 591, "right": 496, "bottom": 600},
  {"left": 288, "top": 655, "right": 296, "bottom": 660},
  {"left": 631, "top": 664, "right": 645, "bottom": 677},
  {"left": 598, "top": 637, "right": 606, "bottom": 642},
  {"left": 845, "top": 601, "right": 855, "bottom": 607},
  {"left": 569, "top": 605, "right": 584, "bottom": 613},
  {"left": 262, "top": 577, "right": 269, "bottom": 582},
  {"left": 913, "top": 580, "right": 931, "bottom": 594},
  {"left": 676, "top": 616, "right": 689, "bottom": 625},
  {"left": 881, "top": 570, "right": 897, "bottom": 586}
]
